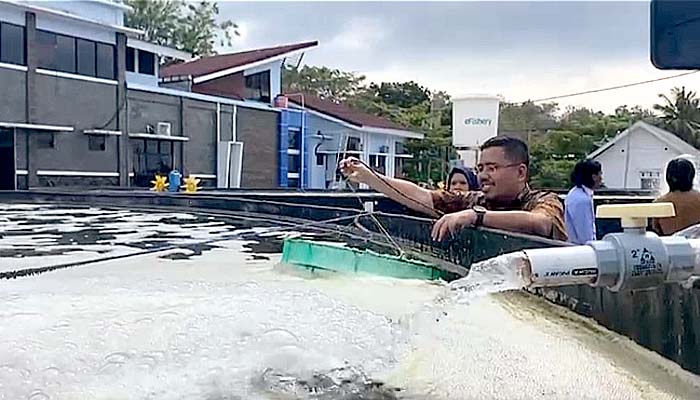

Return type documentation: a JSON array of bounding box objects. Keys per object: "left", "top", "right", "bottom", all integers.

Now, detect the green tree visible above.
[
  {"left": 125, "top": 0, "right": 238, "bottom": 56},
  {"left": 282, "top": 65, "right": 367, "bottom": 101},
  {"left": 499, "top": 101, "right": 559, "bottom": 132},
  {"left": 372, "top": 81, "right": 430, "bottom": 108},
  {"left": 654, "top": 86, "right": 700, "bottom": 147}
]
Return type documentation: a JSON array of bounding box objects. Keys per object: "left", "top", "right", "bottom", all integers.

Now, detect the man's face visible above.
[{"left": 476, "top": 147, "right": 527, "bottom": 201}]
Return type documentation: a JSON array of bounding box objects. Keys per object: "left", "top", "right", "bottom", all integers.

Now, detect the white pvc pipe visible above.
[{"left": 522, "top": 246, "right": 599, "bottom": 288}]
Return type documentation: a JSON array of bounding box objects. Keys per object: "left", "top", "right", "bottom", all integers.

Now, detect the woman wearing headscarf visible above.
[{"left": 446, "top": 166, "right": 480, "bottom": 193}]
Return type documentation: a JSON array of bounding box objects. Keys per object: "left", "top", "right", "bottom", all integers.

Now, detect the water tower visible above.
[{"left": 451, "top": 95, "right": 500, "bottom": 168}]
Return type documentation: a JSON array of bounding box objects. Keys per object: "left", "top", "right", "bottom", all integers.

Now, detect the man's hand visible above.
[
  {"left": 431, "top": 209, "right": 477, "bottom": 241},
  {"left": 339, "top": 157, "right": 373, "bottom": 183}
]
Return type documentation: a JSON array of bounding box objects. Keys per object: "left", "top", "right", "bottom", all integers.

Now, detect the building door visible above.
[{"left": 0, "top": 128, "right": 15, "bottom": 190}]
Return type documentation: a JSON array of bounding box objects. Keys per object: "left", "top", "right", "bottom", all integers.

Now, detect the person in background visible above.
[
  {"left": 652, "top": 158, "right": 700, "bottom": 235},
  {"left": 446, "top": 166, "right": 480, "bottom": 193},
  {"left": 339, "top": 136, "right": 566, "bottom": 241},
  {"left": 565, "top": 159, "right": 603, "bottom": 245}
]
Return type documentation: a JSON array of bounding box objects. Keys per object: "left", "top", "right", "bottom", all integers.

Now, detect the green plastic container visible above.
[{"left": 281, "top": 238, "right": 453, "bottom": 281}]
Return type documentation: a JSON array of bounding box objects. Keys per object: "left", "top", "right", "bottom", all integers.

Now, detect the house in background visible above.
[
  {"left": 158, "top": 41, "right": 320, "bottom": 189},
  {"left": 0, "top": 0, "right": 422, "bottom": 191},
  {"left": 283, "top": 94, "right": 423, "bottom": 189},
  {"left": 0, "top": 0, "right": 315, "bottom": 190},
  {"left": 588, "top": 121, "right": 700, "bottom": 192},
  {"left": 159, "top": 41, "right": 318, "bottom": 104},
  {"left": 159, "top": 43, "right": 423, "bottom": 190}
]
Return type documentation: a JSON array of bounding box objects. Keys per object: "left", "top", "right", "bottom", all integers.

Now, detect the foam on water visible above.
[
  {"left": 2, "top": 205, "right": 700, "bottom": 399},
  {"left": 0, "top": 250, "right": 414, "bottom": 400}
]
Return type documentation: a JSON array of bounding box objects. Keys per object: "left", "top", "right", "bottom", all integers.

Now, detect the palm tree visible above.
[{"left": 654, "top": 86, "right": 700, "bottom": 147}]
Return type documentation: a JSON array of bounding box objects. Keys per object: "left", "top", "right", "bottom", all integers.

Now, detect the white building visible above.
[
  {"left": 287, "top": 94, "right": 423, "bottom": 189},
  {"left": 588, "top": 121, "right": 700, "bottom": 192}
]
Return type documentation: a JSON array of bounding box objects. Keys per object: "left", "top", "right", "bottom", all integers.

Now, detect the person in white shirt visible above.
[{"left": 565, "top": 159, "right": 603, "bottom": 244}]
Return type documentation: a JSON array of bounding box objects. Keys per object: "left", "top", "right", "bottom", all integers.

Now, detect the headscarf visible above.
[{"left": 446, "top": 166, "right": 480, "bottom": 191}]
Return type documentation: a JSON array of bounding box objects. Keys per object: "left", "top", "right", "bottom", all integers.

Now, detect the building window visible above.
[
  {"left": 36, "top": 29, "right": 115, "bottom": 79},
  {"left": 346, "top": 136, "right": 362, "bottom": 152},
  {"left": 76, "top": 38, "right": 96, "bottom": 76},
  {"left": 288, "top": 154, "right": 300, "bottom": 173},
  {"left": 395, "top": 141, "right": 408, "bottom": 155},
  {"left": 143, "top": 140, "right": 173, "bottom": 174},
  {"left": 245, "top": 70, "right": 271, "bottom": 103},
  {"left": 36, "top": 133, "right": 55, "bottom": 149},
  {"left": 288, "top": 128, "right": 301, "bottom": 150},
  {"left": 640, "top": 170, "right": 661, "bottom": 190},
  {"left": 132, "top": 139, "right": 175, "bottom": 186},
  {"left": 395, "top": 158, "right": 406, "bottom": 178},
  {"left": 126, "top": 47, "right": 135, "bottom": 72},
  {"left": 0, "top": 22, "right": 25, "bottom": 65},
  {"left": 88, "top": 135, "right": 105, "bottom": 151},
  {"left": 369, "top": 154, "right": 386, "bottom": 175},
  {"left": 137, "top": 49, "right": 155, "bottom": 75},
  {"left": 37, "top": 30, "right": 75, "bottom": 72},
  {"left": 96, "top": 42, "right": 115, "bottom": 79}
]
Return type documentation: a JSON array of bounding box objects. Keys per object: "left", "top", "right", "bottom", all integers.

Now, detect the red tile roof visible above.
[
  {"left": 287, "top": 94, "right": 411, "bottom": 131},
  {"left": 161, "top": 41, "right": 318, "bottom": 79}
]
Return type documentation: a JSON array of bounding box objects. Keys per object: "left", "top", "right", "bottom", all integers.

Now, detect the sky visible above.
[{"left": 217, "top": 1, "right": 700, "bottom": 114}]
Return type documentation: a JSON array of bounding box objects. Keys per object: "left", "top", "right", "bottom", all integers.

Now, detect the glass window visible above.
[
  {"left": 76, "top": 39, "right": 96, "bottom": 76},
  {"left": 395, "top": 141, "right": 408, "bottom": 155},
  {"left": 88, "top": 135, "right": 105, "bottom": 151},
  {"left": 159, "top": 141, "right": 172, "bottom": 171},
  {"left": 394, "top": 158, "right": 406, "bottom": 178},
  {"left": 55, "top": 34, "right": 75, "bottom": 73},
  {"left": 142, "top": 140, "right": 173, "bottom": 175},
  {"left": 36, "top": 30, "right": 57, "bottom": 70},
  {"left": 138, "top": 49, "right": 155, "bottom": 75},
  {"left": 288, "top": 155, "right": 300, "bottom": 173},
  {"left": 288, "top": 128, "right": 301, "bottom": 150},
  {"left": 0, "top": 22, "right": 25, "bottom": 65},
  {"left": 374, "top": 155, "right": 386, "bottom": 175},
  {"left": 36, "top": 133, "right": 55, "bottom": 149},
  {"left": 36, "top": 30, "right": 75, "bottom": 73},
  {"left": 244, "top": 71, "right": 271, "bottom": 102},
  {"left": 96, "top": 42, "right": 115, "bottom": 79},
  {"left": 347, "top": 136, "right": 361, "bottom": 152},
  {"left": 126, "top": 47, "right": 135, "bottom": 72}
]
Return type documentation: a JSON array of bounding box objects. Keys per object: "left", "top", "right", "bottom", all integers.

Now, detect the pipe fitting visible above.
[{"left": 521, "top": 204, "right": 700, "bottom": 292}]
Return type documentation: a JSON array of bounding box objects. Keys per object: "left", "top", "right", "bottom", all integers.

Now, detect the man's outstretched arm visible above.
[{"left": 339, "top": 157, "right": 438, "bottom": 217}]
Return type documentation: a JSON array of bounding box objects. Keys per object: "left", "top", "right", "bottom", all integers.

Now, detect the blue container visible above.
[{"left": 168, "top": 170, "right": 182, "bottom": 192}]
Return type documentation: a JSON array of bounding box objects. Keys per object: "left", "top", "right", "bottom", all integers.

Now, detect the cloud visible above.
[
  {"left": 326, "top": 17, "right": 389, "bottom": 52},
  {"left": 217, "top": 1, "right": 686, "bottom": 113}
]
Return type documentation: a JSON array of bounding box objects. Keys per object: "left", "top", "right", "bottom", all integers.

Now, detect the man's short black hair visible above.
[
  {"left": 666, "top": 158, "right": 695, "bottom": 192},
  {"left": 480, "top": 136, "right": 529, "bottom": 167},
  {"left": 570, "top": 159, "right": 602, "bottom": 189}
]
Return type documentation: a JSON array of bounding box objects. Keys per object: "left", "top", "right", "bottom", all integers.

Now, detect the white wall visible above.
[
  {"left": 0, "top": 3, "right": 27, "bottom": 25},
  {"left": 26, "top": 1, "right": 125, "bottom": 26},
  {"left": 126, "top": 71, "right": 157, "bottom": 86},
  {"left": 303, "top": 113, "right": 410, "bottom": 189},
  {"left": 305, "top": 113, "right": 354, "bottom": 189},
  {"left": 593, "top": 127, "right": 682, "bottom": 190},
  {"left": 35, "top": 9, "right": 116, "bottom": 43}
]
